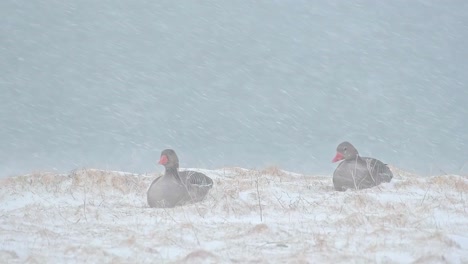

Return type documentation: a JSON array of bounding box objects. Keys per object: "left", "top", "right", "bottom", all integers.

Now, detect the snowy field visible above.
[{"left": 0, "top": 167, "right": 467, "bottom": 263}]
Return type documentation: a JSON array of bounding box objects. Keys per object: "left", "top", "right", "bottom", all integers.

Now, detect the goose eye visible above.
[{"left": 344, "top": 147, "right": 347, "bottom": 151}]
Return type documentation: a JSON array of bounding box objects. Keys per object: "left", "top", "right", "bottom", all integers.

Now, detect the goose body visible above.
[
  {"left": 332, "top": 142, "right": 393, "bottom": 191},
  {"left": 147, "top": 149, "right": 213, "bottom": 208}
]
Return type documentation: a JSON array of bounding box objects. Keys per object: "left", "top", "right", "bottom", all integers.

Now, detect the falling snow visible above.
[
  {"left": 1, "top": 1, "right": 467, "bottom": 177},
  {"left": 0, "top": 1, "right": 467, "bottom": 262}
]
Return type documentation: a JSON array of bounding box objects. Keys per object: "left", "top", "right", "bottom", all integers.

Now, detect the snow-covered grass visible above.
[{"left": 0, "top": 166, "right": 467, "bottom": 263}]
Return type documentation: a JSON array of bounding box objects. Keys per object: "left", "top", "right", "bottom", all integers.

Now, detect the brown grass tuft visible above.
[
  {"left": 180, "top": 249, "right": 218, "bottom": 263},
  {"left": 249, "top": 223, "right": 269, "bottom": 233},
  {"left": 394, "top": 177, "right": 424, "bottom": 189},
  {"left": 68, "top": 169, "right": 148, "bottom": 196},
  {"left": 0, "top": 250, "right": 19, "bottom": 260},
  {"left": 121, "top": 235, "right": 137, "bottom": 246},
  {"left": 429, "top": 175, "right": 468, "bottom": 192},
  {"left": 412, "top": 255, "right": 449, "bottom": 264},
  {"left": 259, "top": 166, "right": 288, "bottom": 177}
]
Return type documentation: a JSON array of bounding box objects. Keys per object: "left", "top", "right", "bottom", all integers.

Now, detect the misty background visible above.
[{"left": 1, "top": 0, "right": 467, "bottom": 178}]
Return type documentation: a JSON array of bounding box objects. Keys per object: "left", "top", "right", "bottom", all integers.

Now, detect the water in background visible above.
[{"left": 1, "top": 1, "right": 467, "bottom": 177}]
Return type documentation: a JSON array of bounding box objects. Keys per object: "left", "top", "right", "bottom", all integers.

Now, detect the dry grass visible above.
[
  {"left": 180, "top": 249, "right": 219, "bottom": 264},
  {"left": 0, "top": 166, "right": 467, "bottom": 263}
]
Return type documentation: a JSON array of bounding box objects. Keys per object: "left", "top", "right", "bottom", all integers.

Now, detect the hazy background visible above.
[{"left": 1, "top": 0, "right": 467, "bottom": 177}]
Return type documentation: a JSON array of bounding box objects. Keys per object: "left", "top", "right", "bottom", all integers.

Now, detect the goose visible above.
[
  {"left": 332, "top": 141, "right": 393, "bottom": 191},
  {"left": 147, "top": 149, "right": 213, "bottom": 208}
]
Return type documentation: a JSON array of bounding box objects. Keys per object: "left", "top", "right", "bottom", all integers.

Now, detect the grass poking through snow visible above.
[{"left": 0, "top": 167, "right": 467, "bottom": 263}]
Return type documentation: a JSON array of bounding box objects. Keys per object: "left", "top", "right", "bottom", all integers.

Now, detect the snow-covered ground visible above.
[{"left": 0, "top": 167, "right": 467, "bottom": 263}]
